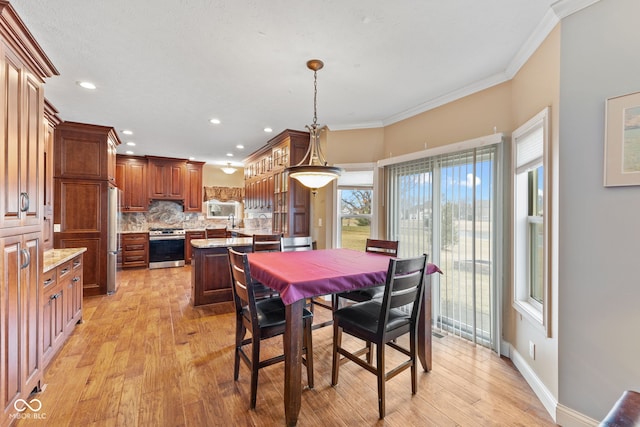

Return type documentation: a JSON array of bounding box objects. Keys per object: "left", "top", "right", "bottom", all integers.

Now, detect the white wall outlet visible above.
[
  {"left": 318, "top": 218, "right": 322, "bottom": 227},
  {"left": 529, "top": 340, "right": 536, "bottom": 360},
  {"left": 53, "top": 224, "right": 61, "bottom": 233}
]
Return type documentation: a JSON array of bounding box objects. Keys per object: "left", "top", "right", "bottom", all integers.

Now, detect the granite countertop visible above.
[
  {"left": 190, "top": 237, "right": 253, "bottom": 249},
  {"left": 43, "top": 248, "right": 87, "bottom": 273},
  {"left": 229, "top": 227, "right": 273, "bottom": 236}
]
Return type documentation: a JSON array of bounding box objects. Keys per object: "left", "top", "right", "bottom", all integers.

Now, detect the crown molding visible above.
[
  {"left": 329, "top": 0, "right": 601, "bottom": 133},
  {"left": 551, "top": 0, "right": 601, "bottom": 19}
]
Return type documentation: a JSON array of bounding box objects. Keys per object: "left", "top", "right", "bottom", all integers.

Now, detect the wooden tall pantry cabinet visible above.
[{"left": 0, "top": 1, "right": 59, "bottom": 425}]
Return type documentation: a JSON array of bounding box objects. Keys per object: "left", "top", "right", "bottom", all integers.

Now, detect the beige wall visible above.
[
  {"left": 202, "top": 164, "right": 244, "bottom": 188},
  {"left": 322, "top": 25, "right": 561, "bottom": 406}
]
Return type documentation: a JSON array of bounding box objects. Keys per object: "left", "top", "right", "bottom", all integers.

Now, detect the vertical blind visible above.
[{"left": 386, "top": 145, "right": 498, "bottom": 348}]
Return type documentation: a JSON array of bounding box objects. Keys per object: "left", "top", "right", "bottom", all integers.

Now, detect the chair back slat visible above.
[
  {"left": 228, "top": 247, "right": 265, "bottom": 328},
  {"left": 365, "top": 239, "right": 399, "bottom": 257},
  {"left": 378, "top": 254, "right": 427, "bottom": 336},
  {"left": 252, "top": 233, "right": 283, "bottom": 252},
  {"left": 281, "top": 236, "right": 313, "bottom": 252}
]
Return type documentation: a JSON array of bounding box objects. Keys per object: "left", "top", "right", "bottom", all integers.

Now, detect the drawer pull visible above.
[
  {"left": 43, "top": 278, "right": 53, "bottom": 286},
  {"left": 60, "top": 268, "right": 69, "bottom": 275}
]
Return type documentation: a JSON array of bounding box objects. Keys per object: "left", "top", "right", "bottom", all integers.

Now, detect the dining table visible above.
[{"left": 247, "top": 248, "right": 441, "bottom": 426}]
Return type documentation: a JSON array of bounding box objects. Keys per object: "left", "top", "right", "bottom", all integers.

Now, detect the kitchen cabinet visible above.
[
  {"left": 190, "top": 239, "right": 252, "bottom": 306},
  {"left": 0, "top": 3, "right": 58, "bottom": 425},
  {"left": 0, "top": 232, "right": 42, "bottom": 419},
  {"left": 121, "top": 232, "right": 149, "bottom": 268},
  {"left": 185, "top": 230, "right": 205, "bottom": 265},
  {"left": 147, "top": 156, "right": 187, "bottom": 201},
  {"left": 116, "top": 155, "right": 148, "bottom": 211},
  {"left": 54, "top": 122, "right": 120, "bottom": 184},
  {"left": 41, "top": 251, "right": 83, "bottom": 369},
  {"left": 42, "top": 100, "right": 61, "bottom": 250},
  {"left": 54, "top": 178, "right": 110, "bottom": 296},
  {"left": 54, "top": 123, "right": 121, "bottom": 296},
  {"left": 185, "top": 161, "right": 205, "bottom": 212},
  {"left": 243, "top": 129, "right": 310, "bottom": 236}
]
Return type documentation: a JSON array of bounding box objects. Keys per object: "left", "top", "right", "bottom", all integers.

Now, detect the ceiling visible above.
[{"left": 11, "top": 0, "right": 558, "bottom": 167}]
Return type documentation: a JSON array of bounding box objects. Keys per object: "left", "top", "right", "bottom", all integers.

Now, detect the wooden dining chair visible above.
[
  {"left": 334, "top": 239, "right": 399, "bottom": 308},
  {"left": 331, "top": 254, "right": 427, "bottom": 419},
  {"left": 206, "top": 226, "right": 227, "bottom": 238},
  {"left": 252, "top": 233, "right": 283, "bottom": 253},
  {"left": 227, "top": 248, "right": 314, "bottom": 409}
]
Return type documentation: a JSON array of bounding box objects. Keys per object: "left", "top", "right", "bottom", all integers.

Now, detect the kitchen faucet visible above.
[{"left": 228, "top": 214, "right": 236, "bottom": 228}]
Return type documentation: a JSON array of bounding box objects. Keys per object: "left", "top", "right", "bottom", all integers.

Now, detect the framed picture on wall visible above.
[{"left": 604, "top": 91, "right": 640, "bottom": 186}]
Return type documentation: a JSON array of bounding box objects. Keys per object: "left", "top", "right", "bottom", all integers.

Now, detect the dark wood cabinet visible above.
[
  {"left": 121, "top": 233, "right": 149, "bottom": 268},
  {"left": 54, "top": 122, "right": 120, "bottom": 183},
  {"left": 191, "top": 242, "right": 252, "bottom": 306},
  {"left": 185, "top": 161, "right": 205, "bottom": 212},
  {"left": 244, "top": 130, "right": 310, "bottom": 236},
  {"left": 54, "top": 123, "right": 121, "bottom": 296},
  {"left": 116, "top": 155, "right": 148, "bottom": 211},
  {"left": 185, "top": 230, "right": 205, "bottom": 264},
  {"left": 54, "top": 179, "right": 109, "bottom": 296},
  {"left": 147, "top": 156, "right": 187, "bottom": 201}
]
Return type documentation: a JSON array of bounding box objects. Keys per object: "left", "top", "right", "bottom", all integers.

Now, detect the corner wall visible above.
[{"left": 558, "top": 0, "right": 640, "bottom": 420}]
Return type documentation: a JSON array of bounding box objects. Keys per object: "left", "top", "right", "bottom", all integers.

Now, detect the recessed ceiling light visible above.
[
  {"left": 236, "top": 144, "right": 244, "bottom": 149},
  {"left": 77, "top": 81, "right": 96, "bottom": 90},
  {"left": 226, "top": 153, "right": 234, "bottom": 157},
  {"left": 126, "top": 141, "right": 136, "bottom": 146},
  {"left": 122, "top": 130, "right": 133, "bottom": 135},
  {"left": 125, "top": 150, "right": 134, "bottom": 155},
  {"left": 210, "top": 118, "right": 221, "bottom": 124},
  {"left": 264, "top": 127, "right": 273, "bottom": 133},
  {"left": 189, "top": 157, "right": 195, "bottom": 160}
]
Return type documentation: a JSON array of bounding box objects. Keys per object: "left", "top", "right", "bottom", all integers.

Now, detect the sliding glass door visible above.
[{"left": 387, "top": 145, "right": 500, "bottom": 349}]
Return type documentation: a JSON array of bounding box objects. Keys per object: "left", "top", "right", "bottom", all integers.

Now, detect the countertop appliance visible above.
[
  {"left": 149, "top": 228, "right": 186, "bottom": 269},
  {"left": 107, "top": 185, "right": 122, "bottom": 294}
]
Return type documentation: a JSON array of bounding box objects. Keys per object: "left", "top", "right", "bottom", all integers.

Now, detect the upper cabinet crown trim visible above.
[{"left": 0, "top": 1, "right": 59, "bottom": 79}]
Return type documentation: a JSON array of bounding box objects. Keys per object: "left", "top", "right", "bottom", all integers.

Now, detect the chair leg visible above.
[
  {"left": 250, "top": 332, "right": 261, "bottom": 409},
  {"left": 366, "top": 341, "right": 374, "bottom": 364},
  {"left": 234, "top": 315, "right": 244, "bottom": 381},
  {"left": 303, "top": 317, "right": 314, "bottom": 389},
  {"left": 331, "top": 323, "right": 342, "bottom": 386},
  {"left": 410, "top": 330, "right": 417, "bottom": 395},
  {"left": 377, "top": 343, "right": 386, "bottom": 419}
]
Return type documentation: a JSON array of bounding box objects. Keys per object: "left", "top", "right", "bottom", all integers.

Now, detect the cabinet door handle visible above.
[
  {"left": 72, "top": 277, "right": 80, "bottom": 283},
  {"left": 20, "top": 249, "right": 30, "bottom": 269},
  {"left": 19, "top": 192, "right": 30, "bottom": 212},
  {"left": 50, "top": 292, "right": 62, "bottom": 300}
]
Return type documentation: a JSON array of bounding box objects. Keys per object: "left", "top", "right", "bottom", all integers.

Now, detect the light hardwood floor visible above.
[{"left": 15, "top": 266, "right": 556, "bottom": 426}]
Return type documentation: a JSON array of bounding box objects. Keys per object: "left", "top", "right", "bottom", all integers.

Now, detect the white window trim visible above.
[
  {"left": 512, "top": 107, "right": 551, "bottom": 336},
  {"left": 331, "top": 163, "right": 378, "bottom": 248}
]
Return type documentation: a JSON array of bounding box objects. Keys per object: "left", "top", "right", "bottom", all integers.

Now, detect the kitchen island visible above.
[{"left": 190, "top": 237, "right": 253, "bottom": 306}]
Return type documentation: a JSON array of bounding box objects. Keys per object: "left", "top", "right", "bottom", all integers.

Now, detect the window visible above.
[
  {"left": 335, "top": 167, "right": 374, "bottom": 250},
  {"left": 385, "top": 140, "right": 500, "bottom": 349},
  {"left": 512, "top": 107, "right": 550, "bottom": 333}
]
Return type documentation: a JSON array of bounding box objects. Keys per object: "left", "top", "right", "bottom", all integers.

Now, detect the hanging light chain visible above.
[{"left": 312, "top": 67, "right": 318, "bottom": 126}]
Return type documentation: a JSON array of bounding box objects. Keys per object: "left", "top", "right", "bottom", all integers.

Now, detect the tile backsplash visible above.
[{"left": 120, "top": 201, "right": 271, "bottom": 231}]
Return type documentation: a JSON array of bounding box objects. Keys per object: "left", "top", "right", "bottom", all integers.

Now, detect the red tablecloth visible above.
[{"left": 247, "top": 248, "right": 441, "bottom": 305}]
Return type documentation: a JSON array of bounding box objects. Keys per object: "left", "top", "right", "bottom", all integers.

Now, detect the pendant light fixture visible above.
[
  {"left": 221, "top": 162, "right": 237, "bottom": 174},
  {"left": 285, "top": 59, "right": 342, "bottom": 193}
]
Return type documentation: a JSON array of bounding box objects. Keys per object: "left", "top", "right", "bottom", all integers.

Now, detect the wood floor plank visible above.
[{"left": 15, "top": 265, "right": 557, "bottom": 426}]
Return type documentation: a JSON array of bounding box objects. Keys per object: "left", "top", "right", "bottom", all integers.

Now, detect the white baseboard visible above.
[
  {"left": 504, "top": 342, "right": 599, "bottom": 427},
  {"left": 510, "top": 347, "right": 558, "bottom": 421},
  {"left": 556, "top": 404, "right": 599, "bottom": 427}
]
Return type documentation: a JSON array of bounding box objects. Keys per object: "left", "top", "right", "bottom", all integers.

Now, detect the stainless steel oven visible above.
[{"left": 148, "top": 228, "right": 186, "bottom": 269}]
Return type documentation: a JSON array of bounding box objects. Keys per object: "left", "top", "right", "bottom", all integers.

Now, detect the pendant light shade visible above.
[
  {"left": 221, "top": 162, "right": 237, "bottom": 174},
  {"left": 286, "top": 59, "right": 342, "bottom": 193}
]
